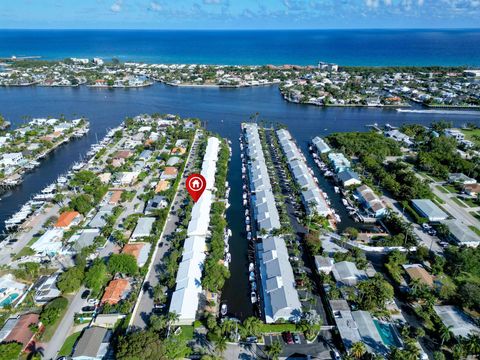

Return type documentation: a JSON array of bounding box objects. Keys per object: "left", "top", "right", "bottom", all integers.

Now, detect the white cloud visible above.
[
  {"left": 203, "top": 0, "right": 222, "bottom": 4},
  {"left": 149, "top": 1, "right": 162, "bottom": 12},
  {"left": 365, "top": 0, "right": 380, "bottom": 8},
  {"left": 110, "top": 0, "right": 122, "bottom": 13}
]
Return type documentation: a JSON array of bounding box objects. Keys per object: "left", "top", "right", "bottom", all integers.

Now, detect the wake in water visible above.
[{"left": 396, "top": 109, "right": 480, "bottom": 116}]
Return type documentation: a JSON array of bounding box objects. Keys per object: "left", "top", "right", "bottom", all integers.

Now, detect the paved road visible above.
[
  {"left": 430, "top": 182, "right": 480, "bottom": 227},
  {"left": 42, "top": 286, "right": 88, "bottom": 360},
  {"left": 381, "top": 194, "right": 443, "bottom": 254},
  {"left": 130, "top": 131, "right": 200, "bottom": 329}
]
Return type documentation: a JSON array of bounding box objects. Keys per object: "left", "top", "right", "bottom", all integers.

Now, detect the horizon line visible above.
[{"left": 1, "top": 27, "right": 480, "bottom": 31}]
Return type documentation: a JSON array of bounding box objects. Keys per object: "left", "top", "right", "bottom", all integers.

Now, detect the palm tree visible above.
[
  {"left": 214, "top": 336, "right": 227, "bottom": 356},
  {"left": 264, "top": 340, "right": 283, "bottom": 360},
  {"left": 439, "top": 325, "right": 453, "bottom": 346},
  {"left": 242, "top": 316, "right": 262, "bottom": 337},
  {"left": 350, "top": 342, "right": 366, "bottom": 360},
  {"left": 463, "top": 334, "right": 480, "bottom": 355}
]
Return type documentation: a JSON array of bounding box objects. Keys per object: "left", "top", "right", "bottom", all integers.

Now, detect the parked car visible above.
[
  {"left": 293, "top": 333, "right": 301, "bottom": 344},
  {"left": 282, "top": 331, "right": 294, "bottom": 344},
  {"left": 81, "top": 306, "right": 96, "bottom": 312},
  {"left": 245, "top": 336, "right": 258, "bottom": 343},
  {"left": 87, "top": 298, "right": 99, "bottom": 305},
  {"left": 81, "top": 289, "right": 90, "bottom": 299}
]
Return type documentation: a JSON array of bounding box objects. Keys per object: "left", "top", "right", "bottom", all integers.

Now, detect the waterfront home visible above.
[
  {"left": 187, "top": 191, "right": 213, "bottom": 237},
  {"left": 385, "top": 129, "right": 414, "bottom": 147},
  {"left": 31, "top": 228, "right": 65, "bottom": 256},
  {"left": 0, "top": 152, "right": 23, "bottom": 167},
  {"left": 0, "top": 274, "right": 26, "bottom": 308},
  {"left": 0, "top": 313, "right": 41, "bottom": 352},
  {"left": 312, "top": 136, "right": 331, "bottom": 154},
  {"left": 131, "top": 217, "right": 156, "bottom": 240},
  {"left": 54, "top": 210, "right": 82, "bottom": 228},
  {"left": 337, "top": 170, "right": 361, "bottom": 187},
  {"left": 257, "top": 236, "right": 302, "bottom": 323},
  {"left": 114, "top": 150, "right": 133, "bottom": 160},
  {"left": 411, "top": 199, "right": 448, "bottom": 222},
  {"left": 101, "top": 279, "right": 131, "bottom": 305},
  {"left": 160, "top": 166, "right": 178, "bottom": 180},
  {"left": 121, "top": 243, "right": 151, "bottom": 267},
  {"left": 328, "top": 153, "right": 351, "bottom": 173},
  {"left": 71, "top": 326, "right": 112, "bottom": 360},
  {"left": 314, "top": 256, "right": 334, "bottom": 274},
  {"left": 33, "top": 273, "right": 61, "bottom": 304},
  {"left": 433, "top": 306, "right": 480, "bottom": 338},
  {"left": 355, "top": 185, "right": 387, "bottom": 218},
  {"left": 440, "top": 219, "right": 480, "bottom": 247},
  {"left": 332, "top": 261, "right": 367, "bottom": 286},
  {"left": 444, "top": 128, "right": 465, "bottom": 142}
]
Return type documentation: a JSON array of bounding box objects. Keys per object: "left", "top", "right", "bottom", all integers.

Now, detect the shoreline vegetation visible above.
[{"left": 1, "top": 58, "right": 479, "bottom": 109}]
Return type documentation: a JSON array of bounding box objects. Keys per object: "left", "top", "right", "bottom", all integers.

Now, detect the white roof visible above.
[
  {"left": 169, "top": 287, "right": 201, "bottom": 324},
  {"left": 182, "top": 236, "right": 206, "bottom": 254},
  {"left": 131, "top": 217, "right": 155, "bottom": 238},
  {"left": 201, "top": 160, "right": 217, "bottom": 190},
  {"left": 31, "top": 228, "right": 64, "bottom": 254}
]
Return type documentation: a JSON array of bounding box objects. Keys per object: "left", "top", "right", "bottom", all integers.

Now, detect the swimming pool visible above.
[
  {"left": 374, "top": 320, "right": 403, "bottom": 348},
  {"left": 0, "top": 293, "right": 19, "bottom": 307}
]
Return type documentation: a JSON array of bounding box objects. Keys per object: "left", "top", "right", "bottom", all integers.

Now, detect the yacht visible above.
[
  {"left": 220, "top": 304, "right": 228, "bottom": 316},
  {"left": 248, "top": 262, "right": 255, "bottom": 272},
  {"left": 250, "top": 292, "right": 257, "bottom": 304}
]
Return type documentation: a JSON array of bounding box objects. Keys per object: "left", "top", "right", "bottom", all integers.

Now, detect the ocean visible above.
[{"left": 1, "top": 29, "right": 480, "bottom": 66}]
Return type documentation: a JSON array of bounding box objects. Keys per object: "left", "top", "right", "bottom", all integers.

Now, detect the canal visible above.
[{"left": 0, "top": 83, "right": 478, "bottom": 317}]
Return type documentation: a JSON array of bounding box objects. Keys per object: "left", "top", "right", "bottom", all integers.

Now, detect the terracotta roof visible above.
[
  {"left": 55, "top": 211, "right": 80, "bottom": 228},
  {"left": 170, "top": 147, "right": 186, "bottom": 155},
  {"left": 405, "top": 266, "right": 434, "bottom": 287},
  {"left": 463, "top": 183, "right": 480, "bottom": 192},
  {"left": 4, "top": 313, "right": 39, "bottom": 349},
  {"left": 101, "top": 279, "right": 130, "bottom": 305},
  {"left": 114, "top": 150, "right": 132, "bottom": 159},
  {"left": 121, "top": 243, "right": 144, "bottom": 260},
  {"left": 163, "top": 167, "right": 178, "bottom": 175},
  {"left": 109, "top": 190, "right": 123, "bottom": 205},
  {"left": 155, "top": 180, "right": 170, "bottom": 193}
]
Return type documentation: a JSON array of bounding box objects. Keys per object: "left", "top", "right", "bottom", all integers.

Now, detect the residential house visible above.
[
  {"left": 101, "top": 279, "right": 131, "bottom": 305},
  {"left": 54, "top": 211, "right": 82, "bottom": 228},
  {"left": 71, "top": 326, "right": 112, "bottom": 360}
]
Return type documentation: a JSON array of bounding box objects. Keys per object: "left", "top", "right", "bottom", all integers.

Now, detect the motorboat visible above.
[
  {"left": 250, "top": 292, "right": 257, "bottom": 304},
  {"left": 249, "top": 271, "right": 255, "bottom": 282},
  {"left": 220, "top": 304, "right": 228, "bottom": 316},
  {"left": 248, "top": 262, "right": 255, "bottom": 272}
]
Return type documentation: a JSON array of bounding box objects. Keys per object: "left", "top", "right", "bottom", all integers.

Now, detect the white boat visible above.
[
  {"left": 220, "top": 304, "right": 228, "bottom": 316},
  {"left": 251, "top": 282, "right": 257, "bottom": 291},
  {"left": 227, "top": 229, "right": 232, "bottom": 237},
  {"left": 249, "top": 271, "right": 255, "bottom": 282},
  {"left": 225, "top": 253, "right": 231, "bottom": 263},
  {"left": 250, "top": 292, "right": 257, "bottom": 304},
  {"left": 334, "top": 186, "right": 340, "bottom": 193},
  {"left": 342, "top": 199, "right": 349, "bottom": 206},
  {"left": 246, "top": 225, "right": 251, "bottom": 232},
  {"left": 248, "top": 262, "right": 255, "bottom": 272}
]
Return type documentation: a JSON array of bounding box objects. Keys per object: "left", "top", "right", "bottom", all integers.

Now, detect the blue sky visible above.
[{"left": 1, "top": 0, "right": 479, "bottom": 29}]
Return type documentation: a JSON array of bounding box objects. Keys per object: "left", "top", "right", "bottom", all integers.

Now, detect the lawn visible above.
[
  {"left": 468, "top": 225, "right": 480, "bottom": 237},
  {"left": 443, "top": 184, "right": 459, "bottom": 193},
  {"left": 436, "top": 185, "right": 450, "bottom": 194},
  {"left": 461, "top": 197, "right": 479, "bottom": 208},
  {"left": 452, "top": 197, "right": 468, "bottom": 208},
  {"left": 258, "top": 323, "right": 298, "bottom": 334},
  {"left": 432, "top": 194, "right": 446, "bottom": 205},
  {"left": 41, "top": 297, "right": 71, "bottom": 341},
  {"left": 58, "top": 331, "right": 82, "bottom": 357},
  {"left": 461, "top": 128, "right": 480, "bottom": 147},
  {"left": 174, "top": 325, "right": 194, "bottom": 342}
]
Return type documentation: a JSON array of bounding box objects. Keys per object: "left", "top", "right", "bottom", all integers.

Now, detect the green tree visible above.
[
  {"left": 108, "top": 254, "right": 138, "bottom": 275},
  {"left": 0, "top": 342, "right": 22, "bottom": 360},
  {"left": 40, "top": 297, "right": 68, "bottom": 326},
  {"left": 84, "top": 260, "right": 109, "bottom": 295},
  {"left": 214, "top": 337, "right": 227, "bottom": 357},
  {"left": 116, "top": 330, "right": 164, "bottom": 360},
  {"left": 439, "top": 325, "right": 453, "bottom": 346},
  {"left": 357, "top": 274, "right": 394, "bottom": 311},
  {"left": 264, "top": 340, "right": 283, "bottom": 360},
  {"left": 163, "top": 337, "right": 191, "bottom": 359},
  {"left": 57, "top": 266, "right": 84, "bottom": 293},
  {"left": 241, "top": 316, "right": 262, "bottom": 337},
  {"left": 350, "top": 342, "right": 366, "bottom": 359}
]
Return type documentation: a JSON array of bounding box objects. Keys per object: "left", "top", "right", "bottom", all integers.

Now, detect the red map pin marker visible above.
[{"left": 186, "top": 173, "right": 206, "bottom": 202}]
